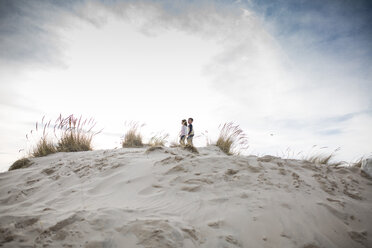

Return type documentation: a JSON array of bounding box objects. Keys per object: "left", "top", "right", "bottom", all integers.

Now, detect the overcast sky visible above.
[{"left": 1, "top": 0, "right": 371, "bottom": 171}]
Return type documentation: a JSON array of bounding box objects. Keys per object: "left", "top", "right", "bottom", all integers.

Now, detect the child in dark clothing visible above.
[{"left": 187, "top": 118, "right": 194, "bottom": 146}]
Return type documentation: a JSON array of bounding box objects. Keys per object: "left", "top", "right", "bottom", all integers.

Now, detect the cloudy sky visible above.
[{"left": 1, "top": 0, "right": 371, "bottom": 171}]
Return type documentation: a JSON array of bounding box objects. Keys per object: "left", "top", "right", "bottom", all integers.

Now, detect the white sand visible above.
[{"left": 0, "top": 146, "right": 371, "bottom": 247}]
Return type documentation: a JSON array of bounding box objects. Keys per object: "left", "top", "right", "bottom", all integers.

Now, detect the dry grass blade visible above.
[
  {"left": 351, "top": 157, "right": 364, "bottom": 168},
  {"left": 216, "top": 122, "right": 249, "bottom": 155},
  {"left": 201, "top": 130, "right": 211, "bottom": 146},
  {"left": 148, "top": 133, "right": 169, "bottom": 147},
  {"left": 305, "top": 147, "right": 343, "bottom": 166},
  {"left": 307, "top": 154, "right": 334, "bottom": 164}
]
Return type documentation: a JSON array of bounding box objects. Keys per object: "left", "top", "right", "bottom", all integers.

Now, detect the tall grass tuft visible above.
[
  {"left": 305, "top": 147, "right": 343, "bottom": 166},
  {"left": 30, "top": 118, "right": 57, "bottom": 157},
  {"left": 307, "top": 154, "right": 334, "bottom": 164},
  {"left": 122, "top": 122, "right": 144, "bottom": 148},
  {"left": 148, "top": 133, "right": 169, "bottom": 147},
  {"left": 216, "top": 122, "right": 249, "bottom": 155},
  {"left": 350, "top": 157, "right": 365, "bottom": 168},
  {"left": 33, "top": 138, "right": 57, "bottom": 157},
  {"left": 55, "top": 115, "right": 100, "bottom": 152}
]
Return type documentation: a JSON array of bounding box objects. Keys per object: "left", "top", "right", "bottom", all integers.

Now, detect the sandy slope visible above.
[{"left": 0, "top": 146, "right": 371, "bottom": 248}]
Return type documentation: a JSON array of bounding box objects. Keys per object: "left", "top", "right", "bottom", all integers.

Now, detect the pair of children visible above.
[{"left": 179, "top": 118, "right": 194, "bottom": 146}]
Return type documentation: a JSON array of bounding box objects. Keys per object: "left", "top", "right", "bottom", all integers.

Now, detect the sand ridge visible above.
[{"left": 0, "top": 146, "right": 371, "bottom": 247}]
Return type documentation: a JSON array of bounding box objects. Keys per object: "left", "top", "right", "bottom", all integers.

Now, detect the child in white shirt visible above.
[{"left": 179, "top": 119, "right": 187, "bottom": 146}]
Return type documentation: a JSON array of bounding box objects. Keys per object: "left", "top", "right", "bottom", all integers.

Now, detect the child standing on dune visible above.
[
  {"left": 179, "top": 119, "right": 187, "bottom": 146},
  {"left": 187, "top": 118, "right": 194, "bottom": 146}
]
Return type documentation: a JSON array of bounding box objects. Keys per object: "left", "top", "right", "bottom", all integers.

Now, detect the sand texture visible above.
[{"left": 1, "top": 146, "right": 371, "bottom": 247}]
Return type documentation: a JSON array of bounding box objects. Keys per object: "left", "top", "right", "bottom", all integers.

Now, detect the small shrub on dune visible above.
[
  {"left": 56, "top": 115, "right": 100, "bottom": 152},
  {"left": 9, "top": 158, "right": 33, "bottom": 171},
  {"left": 216, "top": 122, "right": 249, "bottom": 155},
  {"left": 122, "top": 122, "right": 144, "bottom": 148}
]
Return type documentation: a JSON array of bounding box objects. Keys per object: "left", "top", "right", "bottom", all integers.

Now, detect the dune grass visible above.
[
  {"left": 307, "top": 154, "right": 334, "bottom": 164},
  {"left": 352, "top": 159, "right": 363, "bottom": 168},
  {"left": 148, "top": 133, "right": 169, "bottom": 147},
  {"left": 216, "top": 122, "right": 249, "bottom": 155},
  {"left": 8, "top": 157, "right": 33, "bottom": 171},
  {"left": 122, "top": 122, "right": 144, "bottom": 148},
  {"left": 28, "top": 118, "right": 57, "bottom": 157},
  {"left": 304, "top": 147, "right": 344, "bottom": 166},
  {"left": 56, "top": 115, "right": 99, "bottom": 152},
  {"left": 33, "top": 138, "right": 57, "bottom": 157},
  {"left": 26, "top": 114, "right": 100, "bottom": 157}
]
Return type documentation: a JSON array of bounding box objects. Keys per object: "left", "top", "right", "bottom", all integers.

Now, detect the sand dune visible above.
[{"left": 1, "top": 146, "right": 371, "bottom": 247}]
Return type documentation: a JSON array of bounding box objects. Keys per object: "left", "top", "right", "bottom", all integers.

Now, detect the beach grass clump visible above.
[
  {"left": 351, "top": 157, "right": 364, "bottom": 168},
  {"left": 24, "top": 114, "right": 100, "bottom": 156},
  {"left": 307, "top": 154, "right": 334, "bottom": 164},
  {"left": 305, "top": 147, "right": 343, "bottom": 166},
  {"left": 57, "top": 133, "right": 92, "bottom": 152},
  {"left": 56, "top": 115, "right": 100, "bottom": 152},
  {"left": 216, "top": 122, "right": 249, "bottom": 155},
  {"left": 33, "top": 138, "right": 57, "bottom": 157},
  {"left": 27, "top": 118, "right": 57, "bottom": 157},
  {"left": 148, "top": 133, "right": 169, "bottom": 147},
  {"left": 8, "top": 158, "right": 33, "bottom": 171},
  {"left": 122, "top": 122, "right": 144, "bottom": 148}
]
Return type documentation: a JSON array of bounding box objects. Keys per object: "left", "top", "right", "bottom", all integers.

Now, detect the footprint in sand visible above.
[
  {"left": 14, "top": 217, "right": 39, "bottom": 229},
  {"left": 326, "top": 197, "right": 345, "bottom": 207},
  {"left": 35, "top": 212, "right": 85, "bottom": 244},
  {"left": 313, "top": 173, "right": 338, "bottom": 195},
  {"left": 42, "top": 168, "right": 55, "bottom": 175},
  {"left": 302, "top": 244, "right": 321, "bottom": 248},
  {"left": 208, "top": 220, "right": 224, "bottom": 229},
  {"left": 166, "top": 165, "right": 188, "bottom": 174},
  {"left": 138, "top": 185, "right": 163, "bottom": 195},
  {"left": 348, "top": 230, "right": 368, "bottom": 245},
  {"left": 292, "top": 172, "right": 303, "bottom": 188},
  {"left": 317, "top": 202, "right": 349, "bottom": 224},
  {"left": 225, "top": 169, "right": 239, "bottom": 175},
  {"left": 223, "top": 235, "right": 243, "bottom": 247},
  {"left": 181, "top": 185, "right": 201, "bottom": 192}
]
